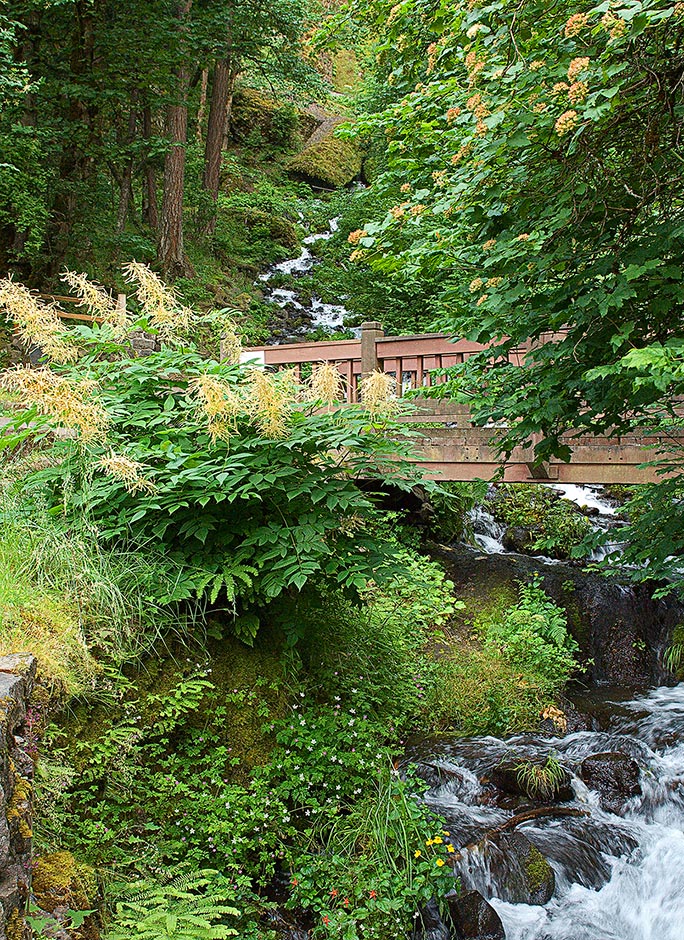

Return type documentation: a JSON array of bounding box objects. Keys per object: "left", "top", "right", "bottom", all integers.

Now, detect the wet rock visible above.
[
  {"left": 489, "top": 760, "right": 574, "bottom": 804},
  {"left": 477, "top": 831, "right": 555, "bottom": 905},
  {"left": 430, "top": 544, "right": 684, "bottom": 686},
  {"left": 412, "top": 898, "right": 451, "bottom": 940},
  {"left": 502, "top": 526, "right": 534, "bottom": 554},
  {"left": 446, "top": 890, "right": 505, "bottom": 940},
  {"left": 579, "top": 752, "right": 642, "bottom": 814}
]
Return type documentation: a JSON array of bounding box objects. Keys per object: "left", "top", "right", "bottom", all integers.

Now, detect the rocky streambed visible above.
[{"left": 407, "top": 681, "right": 684, "bottom": 940}]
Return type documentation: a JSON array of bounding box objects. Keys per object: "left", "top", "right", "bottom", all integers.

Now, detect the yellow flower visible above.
[
  {"left": 435, "top": 859, "right": 445, "bottom": 867},
  {"left": 432, "top": 836, "right": 444, "bottom": 844},
  {"left": 414, "top": 850, "right": 422, "bottom": 858},
  {"left": 447, "top": 845, "right": 455, "bottom": 853},
  {"left": 425, "top": 839, "right": 434, "bottom": 846},
  {"left": 442, "top": 831, "right": 450, "bottom": 837}
]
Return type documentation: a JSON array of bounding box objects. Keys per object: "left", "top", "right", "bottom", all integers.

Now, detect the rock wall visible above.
[{"left": 0, "top": 655, "right": 36, "bottom": 940}]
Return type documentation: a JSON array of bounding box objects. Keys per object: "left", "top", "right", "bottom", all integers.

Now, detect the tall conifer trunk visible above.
[
  {"left": 158, "top": 0, "right": 193, "bottom": 277},
  {"left": 201, "top": 55, "right": 236, "bottom": 236}
]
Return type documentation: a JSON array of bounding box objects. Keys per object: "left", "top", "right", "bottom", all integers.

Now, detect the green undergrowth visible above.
[
  {"left": 2, "top": 488, "right": 582, "bottom": 937},
  {"left": 490, "top": 484, "right": 594, "bottom": 559}
]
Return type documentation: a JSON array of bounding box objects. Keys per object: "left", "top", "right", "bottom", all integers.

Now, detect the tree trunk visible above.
[
  {"left": 158, "top": 0, "right": 193, "bottom": 278},
  {"left": 142, "top": 106, "right": 159, "bottom": 230},
  {"left": 201, "top": 56, "right": 236, "bottom": 236},
  {"left": 196, "top": 68, "right": 209, "bottom": 145},
  {"left": 116, "top": 101, "right": 138, "bottom": 235}
]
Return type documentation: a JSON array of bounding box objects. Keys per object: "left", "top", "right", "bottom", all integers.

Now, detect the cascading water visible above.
[
  {"left": 410, "top": 684, "right": 684, "bottom": 939},
  {"left": 258, "top": 217, "right": 357, "bottom": 339},
  {"left": 467, "top": 484, "right": 624, "bottom": 561}
]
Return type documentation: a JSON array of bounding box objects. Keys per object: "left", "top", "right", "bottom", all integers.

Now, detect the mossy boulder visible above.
[
  {"left": 219, "top": 206, "right": 299, "bottom": 252},
  {"left": 33, "top": 851, "right": 98, "bottom": 938},
  {"left": 229, "top": 87, "right": 302, "bottom": 147},
  {"left": 490, "top": 484, "right": 593, "bottom": 560},
  {"left": 286, "top": 134, "right": 363, "bottom": 189},
  {"left": 480, "top": 831, "right": 555, "bottom": 905}
]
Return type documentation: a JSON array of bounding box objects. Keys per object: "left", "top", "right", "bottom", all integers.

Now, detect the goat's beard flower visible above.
[
  {"left": 61, "top": 271, "right": 130, "bottom": 335},
  {"left": 360, "top": 370, "right": 398, "bottom": 418},
  {"left": 123, "top": 262, "right": 192, "bottom": 339},
  {"left": 0, "top": 367, "right": 108, "bottom": 442},
  {"left": 0, "top": 279, "right": 79, "bottom": 363},
  {"left": 98, "top": 452, "right": 155, "bottom": 494},
  {"left": 308, "top": 363, "right": 343, "bottom": 405}
]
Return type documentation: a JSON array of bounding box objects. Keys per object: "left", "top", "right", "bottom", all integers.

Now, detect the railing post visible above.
[{"left": 360, "top": 321, "right": 384, "bottom": 380}]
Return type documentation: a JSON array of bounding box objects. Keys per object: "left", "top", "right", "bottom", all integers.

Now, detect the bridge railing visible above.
[{"left": 241, "top": 321, "right": 534, "bottom": 403}]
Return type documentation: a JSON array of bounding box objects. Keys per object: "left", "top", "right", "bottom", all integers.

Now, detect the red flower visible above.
[
  {"left": 343, "top": 898, "right": 350, "bottom": 908},
  {"left": 322, "top": 915, "right": 330, "bottom": 925},
  {"left": 331, "top": 888, "right": 339, "bottom": 898},
  {"left": 369, "top": 890, "right": 377, "bottom": 899},
  {"left": 291, "top": 877, "right": 299, "bottom": 887}
]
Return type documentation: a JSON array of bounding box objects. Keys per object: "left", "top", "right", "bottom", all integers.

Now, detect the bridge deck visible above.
[{"left": 245, "top": 327, "right": 675, "bottom": 485}]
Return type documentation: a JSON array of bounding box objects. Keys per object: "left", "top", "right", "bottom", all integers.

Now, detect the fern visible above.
[{"left": 107, "top": 869, "right": 239, "bottom": 940}]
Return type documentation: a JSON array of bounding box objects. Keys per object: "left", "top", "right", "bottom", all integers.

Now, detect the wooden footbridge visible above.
[{"left": 243, "top": 322, "right": 675, "bottom": 485}]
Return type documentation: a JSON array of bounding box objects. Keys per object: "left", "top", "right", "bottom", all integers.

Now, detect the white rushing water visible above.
[
  {"left": 416, "top": 684, "right": 684, "bottom": 940},
  {"left": 258, "top": 217, "right": 357, "bottom": 337}
]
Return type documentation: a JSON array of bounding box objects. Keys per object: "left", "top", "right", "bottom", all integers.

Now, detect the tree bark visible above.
[
  {"left": 116, "top": 101, "right": 138, "bottom": 235},
  {"left": 142, "top": 106, "right": 159, "bottom": 230},
  {"left": 196, "top": 68, "right": 209, "bottom": 145},
  {"left": 158, "top": 0, "right": 193, "bottom": 278},
  {"left": 201, "top": 55, "right": 236, "bottom": 236}
]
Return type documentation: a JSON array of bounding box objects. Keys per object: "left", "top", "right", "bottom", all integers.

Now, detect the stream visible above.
[
  {"left": 260, "top": 224, "right": 683, "bottom": 936},
  {"left": 410, "top": 682, "right": 684, "bottom": 939},
  {"left": 258, "top": 216, "right": 358, "bottom": 341}
]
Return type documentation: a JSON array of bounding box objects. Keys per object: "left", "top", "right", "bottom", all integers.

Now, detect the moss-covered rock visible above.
[
  {"left": 229, "top": 88, "right": 302, "bottom": 147},
  {"left": 286, "top": 134, "right": 363, "bottom": 189},
  {"left": 220, "top": 207, "right": 299, "bottom": 252},
  {"left": 490, "top": 484, "right": 593, "bottom": 559},
  {"left": 33, "top": 851, "right": 99, "bottom": 938}
]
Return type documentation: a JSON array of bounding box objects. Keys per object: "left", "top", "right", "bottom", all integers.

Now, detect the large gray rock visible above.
[
  {"left": 478, "top": 831, "right": 555, "bottom": 905},
  {"left": 431, "top": 544, "right": 684, "bottom": 687},
  {"left": 447, "top": 891, "right": 505, "bottom": 940},
  {"left": 579, "top": 752, "right": 641, "bottom": 814}
]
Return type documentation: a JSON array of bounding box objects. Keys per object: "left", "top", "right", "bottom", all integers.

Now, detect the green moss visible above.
[
  {"left": 7, "top": 770, "right": 32, "bottom": 839},
  {"left": 230, "top": 87, "right": 298, "bottom": 148},
  {"left": 33, "top": 851, "right": 98, "bottom": 937},
  {"left": 491, "top": 484, "right": 592, "bottom": 558},
  {"left": 525, "top": 844, "right": 551, "bottom": 891},
  {"left": 332, "top": 49, "right": 360, "bottom": 93},
  {"left": 6, "top": 909, "right": 26, "bottom": 940},
  {"left": 220, "top": 207, "right": 299, "bottom": 252},
  {"left": 286, "top": 134, "right": 364, "bottom": 189}
]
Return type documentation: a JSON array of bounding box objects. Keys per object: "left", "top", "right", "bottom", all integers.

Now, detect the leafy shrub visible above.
[
  {"left": 433, "top": 580, "right": 581, "bottom": 734},
  {"left": 485, "top": 581, "right": 580, "bottom": 692},
  {"left": 2, "top": 270, "right": 422, "bottom": 621}
]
